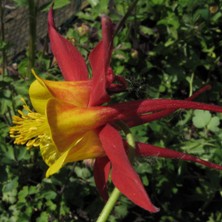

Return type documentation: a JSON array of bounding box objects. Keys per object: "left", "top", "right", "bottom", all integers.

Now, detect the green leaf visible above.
[
  {"left": 46, "top": 200, "right": 57, "bottom": 211},
  {"left": 150, "top": 0, "right": 165, "bottom": 5},
  {"left": 0, "top": 41, "right": 8, "bottom": 50},
  {"left": 194, "top": 8, "right": 209, "bottom": 21},
  {"left": 157, "top": 14, "right": 180, "bottom": 29},
  {"left": 18, "top": 186, "right": 29, "bottom": 203},
  {"left": 42, "top": 0, "right": 71, "bottom": 11},
  {"left": 192, "top": 110, "right": 211, "bottom": 128},
  {"left": 141, "top": 175, "right": 149, "bottom": 186},
  {"left": 114, "top": 203, "right": 128, "bottom": 218},
  {"left": 140, "top": 26, "right": 155, "bottom": 35},
  {"left": 4, "top": 146, "right": 16, "bottom": 161},
  {"left": 88, "top": 0, "right": 99, "bottom": 6},
  {"left": 29, "top": 185, "right": 38, "bottom": 195},
  {"left": 17, "top": 146, "right": 30, "bottom": 161},
  {"left": 2, "top": 177, "right": 18, "bottom": 204},
  {"left": 12, "top": 0, "right": 28, "bottom": 6},
  {"left": 36, "top": 212, "right": 49, "bottom": 222},
  {"left": 53, "top": 0, "right": 71, "bottom": 9},
  {"left": 207, "top": 116, "right": 220, "bottom": 132},
  {"left": 75, "top": 166, "right": 91, "bottom": 179},
  {"left": 43, "top": 191, "right": 57, "bottom": 200}
]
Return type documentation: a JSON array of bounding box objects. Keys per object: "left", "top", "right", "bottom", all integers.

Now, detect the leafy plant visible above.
[{"left": 1, "top": 0, "right": 222, "bottom": 221}]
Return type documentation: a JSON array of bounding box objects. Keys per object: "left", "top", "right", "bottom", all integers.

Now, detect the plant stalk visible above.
[
  {"left": 0, "top": 0, "right": 6, "bottom": 76},
  {"left": 96, "top": 187, "right": 121, "bottom": 222},
  {"left": 114, "top": 0, "right": 139, "bottom": 36},
  {"left": 28, "top": 0, "right": 37, "bottom": 76}
]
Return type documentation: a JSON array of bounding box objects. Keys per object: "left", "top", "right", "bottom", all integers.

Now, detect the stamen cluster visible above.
[{"left": 10, "top": 104, "right": 49, "bottom": 149}]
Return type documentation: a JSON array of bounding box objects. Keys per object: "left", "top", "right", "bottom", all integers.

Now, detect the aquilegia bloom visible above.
[{"left": 10, "top": 8, "right": 222, "bottom": 213}]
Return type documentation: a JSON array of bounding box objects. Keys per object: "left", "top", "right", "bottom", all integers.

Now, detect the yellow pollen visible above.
[{"left": 9, "top": 104, "right": 50, "bottom": 149}]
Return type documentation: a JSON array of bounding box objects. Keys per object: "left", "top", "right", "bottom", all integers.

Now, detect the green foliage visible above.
[
  {"left": 1, "top": 0, "right": 222, "bottom": 221},
  {"left": 12, "top": 0, "right": 29, "bottom": 7},
  {"left": 53, "top": 0, "right": 71, "bottom": 9},
  {"left": 12, "top": 0, "right": 72, "bottom": 9},
  {"left": 42, "top": 0, "right": 73, "bottom": 11},
  {"left": 192, "top": 110, "right": 220, "bottom": 132}
]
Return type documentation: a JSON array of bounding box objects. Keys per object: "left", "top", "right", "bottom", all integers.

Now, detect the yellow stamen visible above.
[
  {"left": 9, "top": 101, "right": 63, "bottom": 167},
  {"left": 9, "top": 103, "right": 49, "bottom": 149}
]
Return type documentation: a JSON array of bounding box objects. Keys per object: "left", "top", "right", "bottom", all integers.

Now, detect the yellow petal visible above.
[
  {"left": 42, "top": 79, "right": 92, "bottom": 107},
  {"left": 39, "top": 135, "right": 60, "bottom": 166},
  {"left": 45, "top": 130, "right": 104, "bottom": 177},
  {"left": 29, "top": 79, "right": 52, "bottom": 114},
  {"left": 30, "top": 70, "right": 92, "bottom": 110},
  {"left": 66, "top": 130, "right": 105, "bottom": 162},
  {"left": 45, "top": 148, "right": 70, "bottom": 177},
  {"left": 46, "top": 98, "right": 117, "bottom": 152}
]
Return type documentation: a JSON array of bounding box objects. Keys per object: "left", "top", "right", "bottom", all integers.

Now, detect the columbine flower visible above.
[{"left": 10, "top": 9, "right": 222, "bottom": 213}]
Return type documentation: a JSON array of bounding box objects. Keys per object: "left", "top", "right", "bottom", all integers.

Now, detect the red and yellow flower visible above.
[{"left": 10, "top": 8, "right": 222, "bottom": 213}]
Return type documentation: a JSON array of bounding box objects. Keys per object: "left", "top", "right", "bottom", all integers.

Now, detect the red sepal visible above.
[
  {"left": 94, "top": 156, "right": 111, "bottom": 201},
  {"left": 48, "top": 8, "right": 88, "bottom": 81},
  {"left": 99, "top": 124, "right": 159, "bottom": 213},
  {"left": 112, "top": 99, "right": 222, "bottom": 126},
  {"left": 106, "top": 68, "right": 127, "bottom": 93},
  {"left": 89, "top": 16, "right": 114, "bottom": 106},
  {"left": 136, "top": 143, "right": 222, "bottom": 170},
  {"left": 126, "top": 85, "right": 212, "bottom": 126}
]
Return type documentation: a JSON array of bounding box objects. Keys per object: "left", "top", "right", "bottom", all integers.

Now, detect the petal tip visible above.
[{"left": 48, "top": 7, "right": 54, "bottom": 27}]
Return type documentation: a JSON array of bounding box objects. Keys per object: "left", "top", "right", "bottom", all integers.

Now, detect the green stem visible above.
[
  {"left": 96, "top": 188, "right": 121, "bottom": 222},
  {"left": 28, "top": 0, "right": 37, "bottom": 76},
  {"left": 96, "top": 121, "right": 136, "bottom": 222},
  {"left": 114, "top": 0, "right": 139, "bottom": 36},
  {"left": 116, "top": 121, "right": 136, "bottom": 149},
  {"left": 115, "top": 120, "right": 136, "bottom": 161},
  {"left": 189, "top": 72, "right": 194, "bottom": 97},
  {"left": 0, "top": 0, "right": 6, "bottom": 76}
]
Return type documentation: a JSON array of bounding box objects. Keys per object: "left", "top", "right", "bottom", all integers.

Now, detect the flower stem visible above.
[
  {"left": 96, "top": 188, "right": 121, "bottom": 222},
  {"left": 28, "top": 0, "right": 37, "bottom": 76},
  {"left": 188, "top": 72, "right": 194, "bottom": 97},
  {"left": 96, "top": 121, "right": 136, "bottom": 222},
  {"left": 114, "top": 0, "right": 139, "bottom": 36},
  {"left": 115, "top": 120, "right": 136, "bottom": 161},
  {"left": 0, "top": 0, "right": 7, "bottom": 76}
]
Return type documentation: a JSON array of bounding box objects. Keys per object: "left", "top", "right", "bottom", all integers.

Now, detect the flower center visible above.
[
  {"left": 10, "top": 102, "right": 62, "bottom": 166},
  {"left": 9, "top": 104, "right": 50, "bottom": 148}
]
